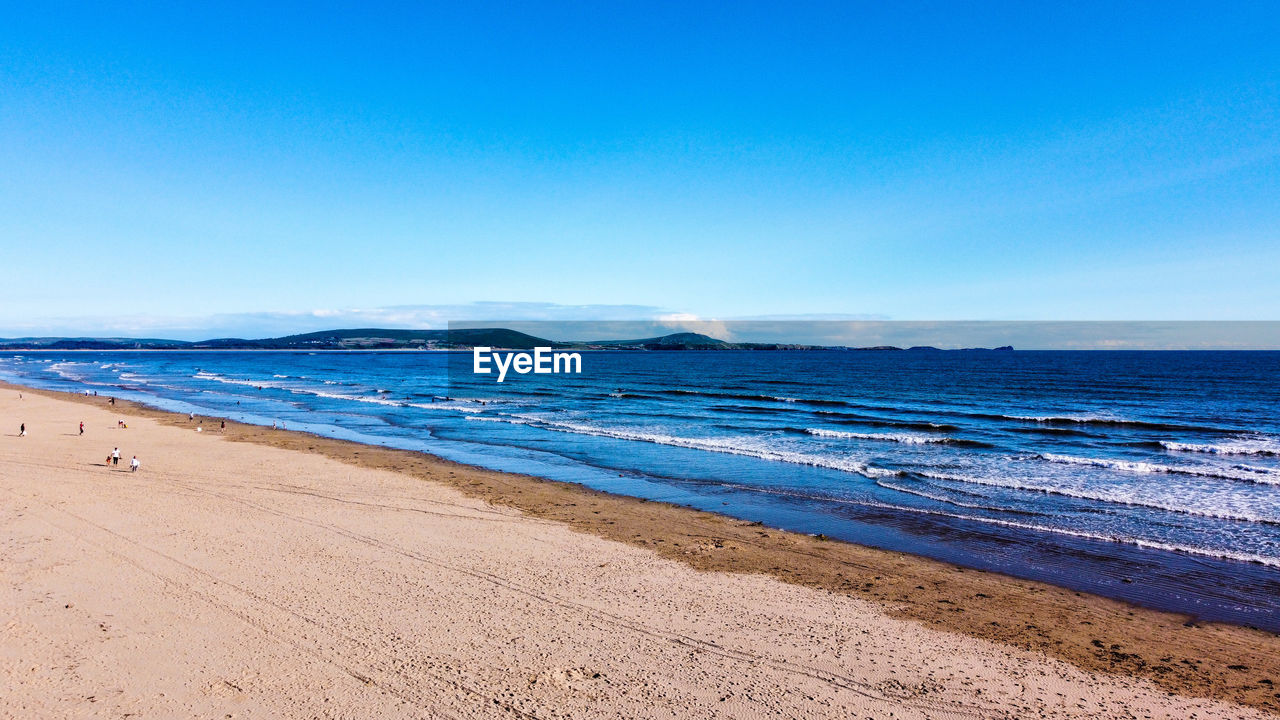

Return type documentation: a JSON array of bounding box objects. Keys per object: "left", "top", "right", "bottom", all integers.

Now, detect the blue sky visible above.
[{"left": 1, "top": 1, "right": 1277, "bottom": 337}]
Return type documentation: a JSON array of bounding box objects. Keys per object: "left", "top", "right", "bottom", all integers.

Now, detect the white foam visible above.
[
  {"left": 1161, "top": 437, "right": 1280, "bottom": 457},
  {"left": 194, "top": 371, "right": 286, "bottom": 389},
  {"left": 696, "top": 480, "right": 1280, "bottom": 565},
  {"left": 46, "top": 361, "right": 115, "bottom": 387},
  {"left": 806, "top": 428, "right": 950, "bottom": 445},
  {"left": 875, "top": 480, "right": 1011, "bottom": 512},
  {"left": 1009, "top": 413, "right": 1121, "bottom": 423},
  {"left": 919, "top": 471, "right": 1279, "bottom": 525},
  {"left": 1039, "top": 453, "right": 1280, "bottom": 485},
  {"left": 403, "top": 401, "right": 483, "bottom": 414},
  {"left": 47, "top": 361, "right": 84, "bottom": 380},
  {"left": 193, "top": 371, "right": 482, "bottom": 413},
  {"left": 478, "top": 415, "right": 899, "bottom": 479},
  {"left": 854, "top": 499, "right": 1280, "bottom": 568}
]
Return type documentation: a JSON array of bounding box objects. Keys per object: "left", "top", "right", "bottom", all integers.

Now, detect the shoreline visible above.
[{"left": 6, "top": 380, "right": 1280, "bottom": 714}]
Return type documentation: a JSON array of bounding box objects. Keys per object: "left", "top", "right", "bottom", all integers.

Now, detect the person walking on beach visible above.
[
  {"left": 220, "top": 420, "right": 225, "bottom": 432},
  {"left": 111, "top": 448, "right": 120, "bottom": 467},
  {"left": 130, "top": 456, "right": 140, "bottom": 472},
  {"left": 19, "top": 423, "right": 25, "bottom": 437},
  {"left": 79, "top": 421, "right": 84, "bottom": 436}
]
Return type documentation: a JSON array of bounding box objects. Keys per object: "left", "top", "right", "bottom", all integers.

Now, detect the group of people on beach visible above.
[
  {"left": 187, "top": 412, "right": 227, "bottom": 434},
  {"left": 13, "top": 392, "right": 238, "bottom": 475},
  {"left": 106, "top": 445, "right": 140, "bottom": 468},
  {"left": 88, "top": 414, "right": 141, "bottom": 471},
  {"left": 107, "top": 446, "right": 141, "bottom": 472},
  {"left": 15, "top": 417, "right": 139, "bottom": 471}
]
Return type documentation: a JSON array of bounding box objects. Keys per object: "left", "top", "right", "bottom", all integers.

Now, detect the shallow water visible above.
[{"left": 4, "top": 349, "right": 1279, "bottom": 630}]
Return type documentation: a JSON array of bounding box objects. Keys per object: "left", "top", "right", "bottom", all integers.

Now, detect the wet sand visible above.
[{"left": 3, "top": 384, "right": 1278, "bottom": 718}]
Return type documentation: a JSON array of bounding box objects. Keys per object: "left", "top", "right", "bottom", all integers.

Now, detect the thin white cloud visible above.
[{"left": 653, "top": 315, "right": 736, "bottom": 342}]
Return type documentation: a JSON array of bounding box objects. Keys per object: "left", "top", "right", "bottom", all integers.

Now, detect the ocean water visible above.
[{"left": 3, "top": 350, "right": 1280, "bottom": 629}]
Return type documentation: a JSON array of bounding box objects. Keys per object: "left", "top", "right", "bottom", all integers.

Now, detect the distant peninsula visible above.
[{"left": 0, "top": 328, "right": 1014, "bottom": 352}]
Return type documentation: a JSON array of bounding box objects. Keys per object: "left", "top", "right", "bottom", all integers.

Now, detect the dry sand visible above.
[{"left": 2, "top": 387, "right": 1276, "bottom": 719}]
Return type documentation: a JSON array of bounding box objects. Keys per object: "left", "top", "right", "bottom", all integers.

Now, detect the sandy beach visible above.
[{"left": 2, "top": 386, "right": 1277, "bottom": 719}]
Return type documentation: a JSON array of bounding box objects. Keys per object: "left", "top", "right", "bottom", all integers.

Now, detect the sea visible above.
[{"left": 3, "top": 349, "right": 1279, "bottom": 630}]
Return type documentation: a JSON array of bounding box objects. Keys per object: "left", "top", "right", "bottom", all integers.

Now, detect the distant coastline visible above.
[{"left": 0, "top": 327, "right": 1015, "bottom": 352}]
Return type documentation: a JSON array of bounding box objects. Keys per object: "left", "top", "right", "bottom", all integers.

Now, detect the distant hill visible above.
[
  {"left": 0, "top": 328, "right": 559, "bottom": 351},
  {"left": 0, "top": 328, "right": 1013, "bottom": 352},
  {"left": 585, "top": 332, "right": 731, "bottom": 349},
  {"left": 0, "top": 329, "right": 747, "bottom": 351},
  {"left": 0, "top": 337, "right": 189, "bottom": 350},
  {"left": 191, "top": 328, "right": 560, "bottom": 350}
]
